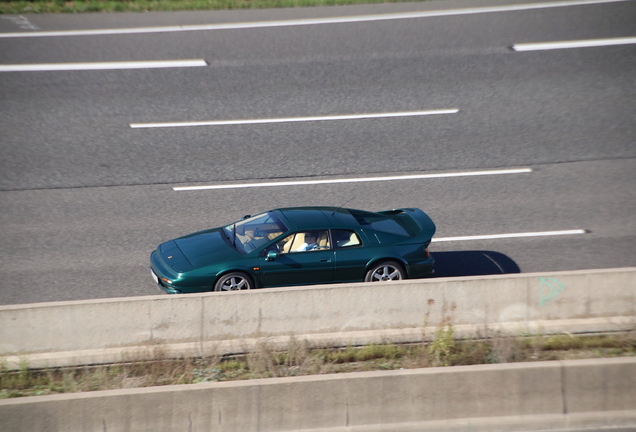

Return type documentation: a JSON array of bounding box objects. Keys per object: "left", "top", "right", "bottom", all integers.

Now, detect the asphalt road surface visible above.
[{"left": 1, "top": 0, "right": 635, "bottom": 305}]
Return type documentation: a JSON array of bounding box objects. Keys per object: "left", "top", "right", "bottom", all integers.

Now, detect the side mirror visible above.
[
  {"left": 266, "top": 251, "right": 278, "bottom": 261},
  {"left": 240, "top": 214, "right": 251, "bottom": 221}
]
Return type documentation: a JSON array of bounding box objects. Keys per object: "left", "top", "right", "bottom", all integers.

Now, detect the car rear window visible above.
[{"left": 348, "top": 209, "right": 412, "bottom": 237}]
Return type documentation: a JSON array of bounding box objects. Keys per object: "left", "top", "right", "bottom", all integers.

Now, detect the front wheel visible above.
[
  {"left": 364, "top": 261, "right": 405, "bottom": 282},
  {"left": 214, "top": 272, "right": 253, "bottom": 291}
]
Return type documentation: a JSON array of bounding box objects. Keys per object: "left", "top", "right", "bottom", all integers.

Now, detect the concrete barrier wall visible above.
[
  {"left": 1, "top": 268, "right": 634, "bottom": 368},
  {"left": 1, "top": 358, "right": 634, "bottom": 432}
]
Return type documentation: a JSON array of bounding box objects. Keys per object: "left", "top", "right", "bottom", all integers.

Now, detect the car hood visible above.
[{"left": 172, "top": 229, "right": 243, "bottom": 270}]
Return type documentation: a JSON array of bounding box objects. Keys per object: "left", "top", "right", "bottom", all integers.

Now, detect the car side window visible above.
[
  {"left": 275, "top": 230, "right": 331, "bottom": 253},
  {"left": 332, "top": 229, "right": 362, "bottom": 249}
]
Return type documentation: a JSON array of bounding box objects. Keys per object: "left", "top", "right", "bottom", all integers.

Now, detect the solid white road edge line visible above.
[
  {"left": 130, "top": 109, "right": 459, "bottom": 129},
  {"left": 0, "top": 59, "right": 207, "bottom": 72},
  {"left": 0, "top": 0, "right": 626, "bottom": 38},
  {"left": 513, "top": 36, "right": 636, "bottom": 51},
  {"left": 173, "top": 168, "right": 533, "bottom": 191},
  {"left": 432, "top": 229, "right": 587, "bottom": 242}
]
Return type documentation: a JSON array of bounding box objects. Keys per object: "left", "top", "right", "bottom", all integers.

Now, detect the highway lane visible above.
[
  {"left": 1, "top": 0, "right": 632, "bottom": 37},
  {"left": 1, "top": 50, "right": 633, "bottom": 190},
  {"left": 1, "top": 0, "right": 634, "bottom": 190},
  {"left": 0, "top": 0, "right": 634, "bottom": 304},
  {"left": 1, "top": 158, "right": 634, "bottom": 305}
]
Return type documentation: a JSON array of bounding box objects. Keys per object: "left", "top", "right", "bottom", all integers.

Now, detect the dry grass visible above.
[
  {"left": 0, "top": 0, "right": 436, "bottom": 14},
  {"left": 2, "top": 330, "right": 634, "bottom": 399}
]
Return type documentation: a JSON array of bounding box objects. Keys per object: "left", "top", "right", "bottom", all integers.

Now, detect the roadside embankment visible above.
[
  {"left": 1, "top": 357, "right": 635, "bottom": 432},
  {"left": 1, "top": 267, "right": 634, "bottom": 369}
]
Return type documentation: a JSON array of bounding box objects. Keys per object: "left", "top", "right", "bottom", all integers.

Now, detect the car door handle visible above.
[{"left": 320, "top": 257, "right": 331, "bottom": 262}]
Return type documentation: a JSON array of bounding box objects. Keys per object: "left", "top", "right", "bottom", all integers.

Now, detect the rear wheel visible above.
[
  {"left": 214, "top": 272, "right": 253, "bottom": 291},
  {"left": 364, "top": 261, "right": 405, "bottom": 282}
]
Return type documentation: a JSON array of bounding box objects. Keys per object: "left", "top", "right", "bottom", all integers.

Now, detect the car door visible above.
[
  {"left": 258, "top": 230, "right": 334, "bottom": 287},
  {"left": 331, "top": 229, "right": 368, "bottom": 282}
]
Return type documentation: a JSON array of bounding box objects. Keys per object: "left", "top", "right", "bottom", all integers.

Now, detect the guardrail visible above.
[
  {"left": 1, "top": 267, "right": 634, "bottom": 369},
  {"left": 1, "top": 357, "right": 635, "bottom": 432}
]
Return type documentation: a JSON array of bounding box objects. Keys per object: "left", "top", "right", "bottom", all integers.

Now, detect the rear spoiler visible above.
[{"left": 378, "top": 208, "right": 436, "bottom": 240}]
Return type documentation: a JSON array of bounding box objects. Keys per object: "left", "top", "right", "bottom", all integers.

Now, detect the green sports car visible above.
[{"left": 150, "top": 206, "right": 435, "bottom": 293}]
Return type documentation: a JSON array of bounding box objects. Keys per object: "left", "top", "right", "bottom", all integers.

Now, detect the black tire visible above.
[
  {"left": 364, "top": 261, "right": 405, "bottom": 282},
  {"left": 214, "top": 272, "right": 253, "bottom": 291}
]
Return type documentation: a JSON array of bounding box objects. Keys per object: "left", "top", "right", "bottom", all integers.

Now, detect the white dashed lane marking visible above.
[
  {"left": 433, "top": 230, "right": 588, "bottom": 242},
  {"left": 172, "top": 168, "right": 532, "bottom": 191},
  {"left": 130, "top": 110, "right": 459, "bottom": 129},
  {"left": 513, "top": 36, "right": 636, "bottom": 51},
  {"left": 0, "top": 59, "right": 207, "bottom": 72}
]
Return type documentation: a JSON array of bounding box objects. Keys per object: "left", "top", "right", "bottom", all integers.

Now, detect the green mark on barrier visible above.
[{"left": 539, "top": 277, "right": 565, "bottom": 307}]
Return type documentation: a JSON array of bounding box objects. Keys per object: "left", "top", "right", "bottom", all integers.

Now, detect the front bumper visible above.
[
  {"left": 150, "top": 250, "right": 182, "bottom": 294},
  {"left": 150, "top": 267, "right": 181, "bottom": 294}
]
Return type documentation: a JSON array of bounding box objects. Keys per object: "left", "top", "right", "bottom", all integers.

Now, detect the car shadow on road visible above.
[{"left": 431, "top": 251, "right": 520, "bottom": 278}]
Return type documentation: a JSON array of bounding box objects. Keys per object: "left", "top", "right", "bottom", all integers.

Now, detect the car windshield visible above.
[{"left": 224, "top": 212, "right": 287, "bottom": 254}]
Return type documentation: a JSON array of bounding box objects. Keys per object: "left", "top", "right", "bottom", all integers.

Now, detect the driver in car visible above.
[{"left": 294, "top": 232, "right": 319, "bottom": 252}]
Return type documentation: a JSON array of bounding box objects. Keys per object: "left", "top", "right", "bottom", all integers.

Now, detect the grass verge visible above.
[
  {"left": 2, "top": 331, "right": 634, "bottom": 399},
  {"left": 0, "top": 0, "right": 436, "bottom": 14}
]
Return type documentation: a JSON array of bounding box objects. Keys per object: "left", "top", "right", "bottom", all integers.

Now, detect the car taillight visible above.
[{"left": 424, "top": 246, "right": 430, "bottom": 258}]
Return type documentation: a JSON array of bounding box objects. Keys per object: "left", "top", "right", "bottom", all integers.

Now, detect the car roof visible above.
[{"left": 274, "top": 206, "right": 359, "bottom": 231}]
